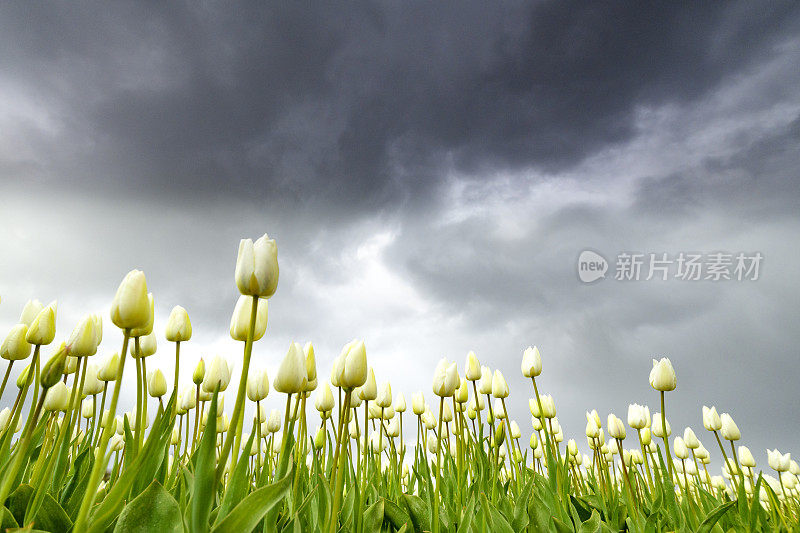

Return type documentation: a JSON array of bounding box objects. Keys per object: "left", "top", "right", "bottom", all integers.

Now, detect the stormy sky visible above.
[{"left": 1, "top": 2, "right": 799, "bottom": 470}]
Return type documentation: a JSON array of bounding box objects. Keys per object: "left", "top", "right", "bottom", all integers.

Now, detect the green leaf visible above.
[
  {"left": 403, "top": 493, "right": 430, "bottom": 533},
  {"left": 86, "top": 407, "right": 175, "bottom": 533},
  {"left": 188, "top": 388, "right": 219, "bottom": 533},
  {"left": 580, "top": 509, "right": 602, "bottom": 533},
  {"left": 383, "top": 497, "right": 412, "bottom": 531},
  {"left": 112, "top": 480, "right": 182, "bottom": 533},
  {"left": 696, "top": 501, "right": 735, "bottom": 533},
  {"left": 214, "top": 429, "right": 257, "bottom": 525},
  {"left": 363, "top": 498, "right": 384, "bottom": 532},
  {"left": 1, "top": 505, "right": 19, "bottom": 529},
  {"left": 210, "top": 467, "right": 293, "bottom": 533},
  {"left": 6, "top": 484, "right": 71, "bottom": 533}
]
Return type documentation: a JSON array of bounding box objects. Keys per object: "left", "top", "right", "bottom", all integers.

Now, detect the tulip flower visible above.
[
  {"left": 627, "top": 403, "right": 650, "bottom": 430},
  {"left": 521, "top": 345, "right": 542, "bottom": 378},
  {"left": 235, "top": 234, "right": 279, "bottom": 298},
  {"left": 19, "top": 299, "right": 44, "bottom": 327},
  {"left": 147, "top": 369, "right": 167, "bottom": 398},
  {"left": 465, "top": 351, "right": 481, "bottom": 381},
  {"left": 339, "top": 340, "right": 367, "bottom": 390},
  {"left": 608, "top": 414, "right": 626, "bottom": 440},
  {"left": 26, "top": 301, "right": 57, "bottom": 346},
  {"left": 274, "top": 342, "right": 308, "bottom": 394},
  {"left": 165, "top": 305, "right": 192, "bottom": 342},
  {"left": 229, "top": 295, "right": 268, "bottom": 342},
  {"left": 202, "top": 356, "right": 232, "bottom": 393},
  {"left": 315, "top": 383, "right": 335, "bottom": 414},
  {"left": 432, "top": 359, "right": 458, "bottom": 398},
  {"left": 247, "top": 367, "right": 270, "bottom": 402}
]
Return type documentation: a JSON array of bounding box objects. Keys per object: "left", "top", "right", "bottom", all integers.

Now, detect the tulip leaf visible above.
[
  {"left": 188, "top": 387, "right": 219, "bottom": 533},
  {"left": 86, "top": 399, "right": 174, "bottom": 533},
  {"left": 214, "top": 428, "right": 256, "bottom": 526},
  {"left": 6, "top": 484, "right": 71, "bottom": 533},
  {"left": 696, "top": 501, "right": 735, "bottom": 533},
  {"left": 210, "top": 467, "right": 293, "bottom": 533},
  {"left": 1, "top": 505, "right": 19, "bottom": 529},
  {"left": 363, "top": 498, "right": 384, "bottom": 532},
  {"left": 112, "top": 480, "right": 182, "bottom": 533}
]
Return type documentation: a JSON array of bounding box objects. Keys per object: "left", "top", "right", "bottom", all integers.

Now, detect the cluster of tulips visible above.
[{"left": 0, "top": 233, "right": 797, "bottom": 532}]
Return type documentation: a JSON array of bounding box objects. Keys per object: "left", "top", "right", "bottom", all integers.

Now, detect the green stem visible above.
[
  {"left": 660, "top": 391, "right": 674, "bottom": 481},
  {"left": 216, "top": 295, "right": 258, "bottom": 482},
  {"left": 73, "top": 330, "right": 130, "bottom": 533}
]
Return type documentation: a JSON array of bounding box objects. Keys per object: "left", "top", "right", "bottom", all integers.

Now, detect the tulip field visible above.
[{"left": 0, "top": 234, "right": 798, "bottom": 533}]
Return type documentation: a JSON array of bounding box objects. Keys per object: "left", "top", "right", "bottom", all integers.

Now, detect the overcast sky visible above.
[{"left": 1, "top": 2, "right": 799, "bottom": 470}]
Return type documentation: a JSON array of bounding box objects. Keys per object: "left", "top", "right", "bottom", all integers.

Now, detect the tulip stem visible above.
[
  {"left": 0, "top": 388, "right": 46, "bottom": 507},
  {"left": 172, "top": 341, "right": 180, "bottom": 419},
  {"left": 432, "top": 396, "right": 445, "bottom": 533},
  {"left": 217, "top": 295, "right": 258, "bottom": 483},
  {"left": 93, "top": 383, "right": 108, "bottom": 447},
  {"left": 0, "top": 361, "right": 13, "bottom": 399},
  {"left": 660, "top": 391, "right": 674, "bottom": 481},
  {"left": 328, "top": 389, "right": 352, "bottom": 533},
  {"left": 74, "top": 329, "right": 130, "bottom": 533}
]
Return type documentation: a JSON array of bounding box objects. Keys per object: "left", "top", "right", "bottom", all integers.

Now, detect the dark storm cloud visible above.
[{"left": 1, "top": 1, "right": 798, "bottom": 212}]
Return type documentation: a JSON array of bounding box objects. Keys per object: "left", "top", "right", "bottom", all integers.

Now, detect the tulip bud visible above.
[
  {"left": 360, "top": 369, "right": 377, "bottom": 401},
  {"left": 683, "top": 427, "right": 700, "bottom": 449},
  {"left": 767, "top": 449, "right": 790, "bottom": 472},
  {"left": 83, "top": 362, "right": 104, "bottom": 395},
  {"left": 702, "top": 405, "right": 722, "bottom": 432},
  {"left": 314, "top": 427, "right": 326, "bottom": 450},
  {"left": 16, "top": 364, "right": 30, "bottom": 389},
  {"left": 455, "top": 378, "right": 469, "bottom": 403},
  {"left": 529, "top": 432, "right": 538, "bottom": 450},
  {"left": 165, "top": 305, "right": 192, "bottom": 342},
  {"left": 81, "top": 397, "right": 94, "bottom": 419},
  {"left": 129, "top": 293, "right": 155, "bottom": 338},
  {"left": 376, "top": 381, "right": 392, "bottom": 409},
  {"left": 640, "top": 427, "right": 652, "bottom": 446},
  {"left": 247, "top": 367, "right": 270, "bottom": 402},
  {"left": 608, "top": 414, "right": 626, "bottom": 440},
  {"left": 267, "top": 409, "right": 281, "bottom": 433},
  {"left": 1, "top": 324, "right": 32, "bottom": 361},
  {"left": 494, "top": 420, "right": 506, "bottom": 447},
  {"left": 340, "top": 340, "right": 367, "bottom": 390},
  {"left": 0, "top": 408, "right": 13, "bottom": 432},
  {"left": 412, "top": 392, "right": 425, "bottom": 415},
  {"left": 394, "top": 392, "right": 406, "bottom": 413},
  {"left": 627, "top": 403, "right": 650, "bottom": 430},
  {"left": 19, "top": 299, "right": 45, "bottom": 327},
  {"left": 465, "top": 351, "right": 481, "bottom": 381},
  {"left": 26, "top": 301, "right": 57, "bottom": 346},
  {"left": 673, "top": 437, "right": 689, "bottom": 460},
  {"left": 41, "top": 343, "right": 68, "bottom": 389},
  {"left": 193, "top": 358, "right": 206, "bottom": 385},
  {"left": 67, "top": 314, "right": 101, "bottom": 357},
  {"left": 491, "top": 370, "right": 509, "bottom": 398},
  {"left": 274, "top": 342, "right": 307, "bottom": 394},
  {"left": 652, "top": 413, "right": 670, "bottom": 438},
  {"left": 235, "top": 234, "right": 279, "bottom": 298},
  {"left": 133, "top": 331, "right": 156, "bottom": 359},
  {"left": 540, "top": 394, "right": 556, "bottom": 419},
  {"left": 739, "top": 446, "right": 755, "bottom": 468},
  {"left": 521, "top": 345, "right": 542, "bottom": 378},
  {"left": 147, "top": 369, "right": 167, "bottom": 398},
  {"left": 720, "top": 413, "right": 740, "bottom": 441},
  {"left": 202, "top": 355, "right": 231, "bottom": 393},
  {"left": 649, "top": 357, "right": 676, "bottom": 392},
  {"left": 44, "top": 382, "right": 70, "bottom": 412},
  {"left": 229, "top": 296, "right": 269, "bottom": 342},
  {"left": 432, "top": 359, "right": 459, "bottom": 398},
  {"left": 98, "top": 353, "right": 120, "bottom": 382},
  {"left": 110, "top": 271, "right": 150, "bottom": 330},
  {"left": 478, "top": 366, "right": 492, "bottom": 395},
  {"left": 315, "top": 383, "right": 335, "bottom": 413},
  {"left": 303, "top": 342, "right": 317, "bottom": 392}
]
